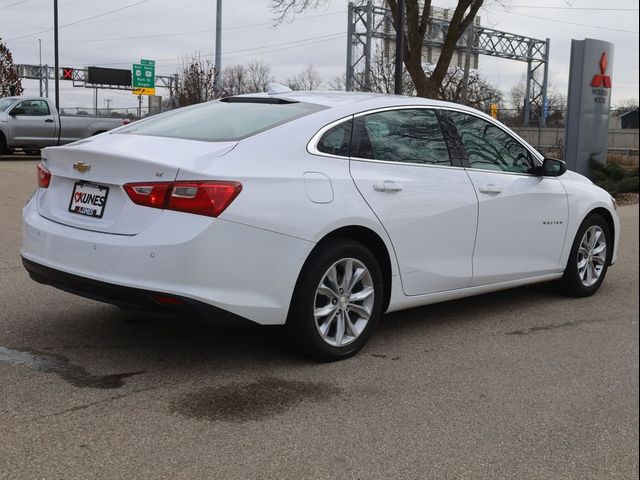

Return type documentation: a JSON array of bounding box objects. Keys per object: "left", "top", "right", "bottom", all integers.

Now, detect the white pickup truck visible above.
[{"left": 0, "top": 96, "right": 128, "bottom": 157}]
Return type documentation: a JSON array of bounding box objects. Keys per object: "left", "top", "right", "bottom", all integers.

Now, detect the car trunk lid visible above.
[{"left": 37, "top": 133, "right": 237, "bottom": 235}]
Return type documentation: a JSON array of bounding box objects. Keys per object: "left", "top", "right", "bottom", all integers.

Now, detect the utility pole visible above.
[
  {"left": 104, "top": 98, "right": 113, "bottom": 110},
  {"left": 393, "top": 0, "right": 405, "bottom": 95},
  {"left": 215, "top": 0, "right": 222, "bottom": 97},
  {"left": 53, "top": 0, "right": 60, "bottom": 110},
  {"left": 38, "top": 39, "right": 43, "bottom": 97}
]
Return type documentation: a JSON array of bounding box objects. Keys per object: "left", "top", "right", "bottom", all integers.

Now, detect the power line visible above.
[
  {"left": 5, "top": 8, "right": 346, "bottom": 43},
  {"left": 504, "top": 11, "right": 639, "bottom": 34},
  {"left": 0, "top": 0, "right": 213, "bottom": 34},
  {"left": 72, "top": 32, "right": 346, "bottom": 68},
  {"left": 2, "top": 0, "right": 31, "bottom": 8},
  {"left": 3, "top": 0, "right": 109, "bottom": 9},
  {"left": 7, "top": 0, "right": 150, "bottom": 41},
  {"left": 10, "top": 12, "right": 347, "bottom": 44},
  {"left": 44, "top": 32, "right": 345, "bottom": 75},
  {"left": 505, "top": 6, "right": 639, "bottom": 11},
  {"left": 22, "top": 11, "right": 346, "bottom": 45}
]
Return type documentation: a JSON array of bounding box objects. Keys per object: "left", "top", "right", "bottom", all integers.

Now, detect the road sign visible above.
[
  {"left": 61, "top": 67, "right": 74, "bottom": 80},
  {"left": 132, "top": 59, "right": 155, "bottom": 95},
  {"left": 132, "top": 87, "right": 156, "bottom": 95},
  {"left": 489, "top": 103, "right": 499, "bottom": 119},
  {"left": 543, "top": 98, "right": 550, "bottom": 118}
]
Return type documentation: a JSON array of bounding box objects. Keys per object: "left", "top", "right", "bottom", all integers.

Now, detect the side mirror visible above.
[
  {"left": 10, "top": 107, "right": 25, "bottom": 116},
  {"left": 541, "top": 157, "right": 567, "bottom": 177}
]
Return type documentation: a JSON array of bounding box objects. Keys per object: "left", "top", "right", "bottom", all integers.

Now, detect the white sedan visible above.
[{"left": 22, "top": 89, "right": 620, "bottom": 361}]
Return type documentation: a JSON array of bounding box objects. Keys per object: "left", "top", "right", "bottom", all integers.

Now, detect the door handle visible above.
[
  {"left": 44, "top": 119, "right": 54, "bottom": 123},
  {"left": 373, "top": 180, "right": 403, "bottom": 193},
  {"left": 478, "top": 184, "right": 502, "bottom": 194}
]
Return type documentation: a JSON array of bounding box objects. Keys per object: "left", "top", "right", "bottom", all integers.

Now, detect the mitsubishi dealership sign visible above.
[{"left": 565, "top": 39, "right": 614, "bottom": 176}]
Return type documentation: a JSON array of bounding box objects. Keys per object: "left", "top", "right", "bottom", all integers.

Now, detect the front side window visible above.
[
  {"left": 316, "top": 119, "right": 352, "bottom": 157},
  {"left": 0, "top": 98, "right": 18, "bottom": 112},
  {"left": 445, "top": 111, "right": 535, "bottom": 174},
  {"left": 15, "top": 100, "right": 50, "bottom": 116},
  {"left": 118, "top": 99, "right": 326, "bottom": 142},
  {"left": 351, "top": 108, "right": 451, "bottom": 165}
]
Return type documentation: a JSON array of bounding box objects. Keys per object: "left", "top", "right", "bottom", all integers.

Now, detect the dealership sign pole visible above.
[{"left": 565, "top": 38, "right": 614, "bottom": 176}]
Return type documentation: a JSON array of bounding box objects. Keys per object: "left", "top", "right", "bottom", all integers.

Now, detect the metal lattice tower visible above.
[
  {"left": 346, "top": 1, "right": 550, "bottom": 127},
  {"left": 14, "top": 64, "right": 180, "bottom": 106}
]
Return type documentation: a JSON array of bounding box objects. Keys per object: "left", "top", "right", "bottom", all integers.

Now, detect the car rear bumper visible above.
[
  {"left": 22, "top": 196, "right": 314, "bottom": 325},
  {"left": 22, "top": 256, "right": 253, "bottom": 324}
]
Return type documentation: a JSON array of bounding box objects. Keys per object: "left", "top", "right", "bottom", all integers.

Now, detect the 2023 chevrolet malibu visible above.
[{"left": 22, "top": 89, "right": 620, "bottom": 361}]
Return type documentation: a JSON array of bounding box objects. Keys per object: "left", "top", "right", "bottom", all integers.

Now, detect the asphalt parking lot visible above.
[{"left": 1, "top": 158, "right": 638, "bottom": 480}]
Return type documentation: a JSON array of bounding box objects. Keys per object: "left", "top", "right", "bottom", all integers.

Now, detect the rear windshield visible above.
[{"left": 117, "top": 99, "right": 326, "bottom": 142}]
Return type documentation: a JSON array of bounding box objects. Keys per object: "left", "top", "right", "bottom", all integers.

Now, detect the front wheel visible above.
[
  {"left": 561, "top": 213, "right": 611, "bottom": 297},
  {"left": 0, "top": 135, "right": 7, "bottom": 158},
  {"left": 287, "top": 239, "right": 384, "bottom": 361}
]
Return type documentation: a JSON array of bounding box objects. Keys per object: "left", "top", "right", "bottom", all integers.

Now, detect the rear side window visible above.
[
  {"left": 316, "top": 119, "right": 352, "bottom": 157},
  {"left": 118, "top": 100, "right": 326, "bottom": 142},
  {"left": 351, "top": 108, "right": 451, "bottom": 165}
]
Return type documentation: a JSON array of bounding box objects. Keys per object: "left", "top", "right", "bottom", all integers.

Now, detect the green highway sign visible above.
[{"left": 132, "top": 59, "right": 155, "bottom": 95}]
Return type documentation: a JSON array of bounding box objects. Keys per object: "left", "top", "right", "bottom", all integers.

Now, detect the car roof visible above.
[{"left": 231, "top": 90, "right": 473, "bottom": 112}]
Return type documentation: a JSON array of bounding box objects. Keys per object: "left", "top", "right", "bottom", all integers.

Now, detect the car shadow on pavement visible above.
[{"left": 19, "top": 280, "right": 562, "bottom": 371}]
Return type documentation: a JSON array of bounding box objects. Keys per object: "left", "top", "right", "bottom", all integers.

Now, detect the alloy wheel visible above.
[
  {"left": 313, "top": 258, "right": 375, "bottom": 347},
  {"left": 577, "top": 225, "right": 607, "bottom": 287}
]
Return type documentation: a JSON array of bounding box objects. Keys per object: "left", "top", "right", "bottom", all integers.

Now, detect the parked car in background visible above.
[
  {"left": 21, "top": 88, "right": 620, "bottom": 361},
  {"left": 0, "top": 96, "right": 128, "bottom": 157}
]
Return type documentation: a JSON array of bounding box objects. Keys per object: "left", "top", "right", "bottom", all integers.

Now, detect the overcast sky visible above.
[{"left": 2, "top": 0, "right": 638, "bottom": 110}]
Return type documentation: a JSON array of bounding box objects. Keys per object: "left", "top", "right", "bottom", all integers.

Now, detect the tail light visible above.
[
  {"left": 123, "top": 181, "right": 242, "bottom": 218},
  {"left": 37, "top": 163, "right": 51, "bottom": 188}
]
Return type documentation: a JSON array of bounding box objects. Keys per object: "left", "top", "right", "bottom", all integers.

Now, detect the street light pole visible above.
[
  {"left": 53, "top": 0, "right": 60, "bottom": 110},
  {"left": 394, "top": 0, "right": 405, "bottom": 95},
  {"left": 215, "top": 0, "right": 222, "bottom": 97}
]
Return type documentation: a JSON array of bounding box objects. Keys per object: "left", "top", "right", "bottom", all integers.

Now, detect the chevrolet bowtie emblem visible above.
[{"left": 72, "top": 162, "right": 91, "bottom": 173}]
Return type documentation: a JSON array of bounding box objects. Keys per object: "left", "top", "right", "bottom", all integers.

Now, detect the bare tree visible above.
[
  {"left": 287, "top": 64, "right": 323, "bottom": 91},
  {"left": 271, "top": 0, "right": 329, "bottom": 24},
  {"left": 328, "top": 72, "right": 347, "bottom": 91},
  {"left": 271, "top": 0, "right": 485, "bottom": 98},
  {"left": 366, "top": 45, "right": 414, "bottom": 95},
  {"left": 508, "top": 77, "right": 566, "bottom": 126},
  {"left": 221, "top": 64, "right": 249, "bottom": 96},
  {"left": 0, "top": 39, "right": 23, "bottom": 97},
  {"left": 612, "top": 98, "right": 639, "bottom": 115},
  {"left": 508, "top": 80, "right": 526, "bottom": 117},
  {"left": 246, "top": 60, "right": 274, "bottom": 93},
  {"left": 436, "top": 66, "right": 501, "bottom": 109},
  {"left": 176, "top": 54, "right": 215, "bottom": 106}
]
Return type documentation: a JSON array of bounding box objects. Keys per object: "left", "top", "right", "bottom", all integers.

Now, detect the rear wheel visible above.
[
  {"left": 561, "top": 213, "right": 611, "bottom": 297},
  {"left": 287, "top": 239, "right": 383, "bottom": 361}
]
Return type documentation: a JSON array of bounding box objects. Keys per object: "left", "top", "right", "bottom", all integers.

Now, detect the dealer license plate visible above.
[{"left": 68, "top": 182, "right": 109, "bottom": 218}]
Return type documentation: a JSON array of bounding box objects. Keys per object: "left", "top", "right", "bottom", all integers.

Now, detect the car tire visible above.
[
  {"left": 287, "top": 239, "right": 384, "bottom": 362},
  {"left": 560, "top": 213, "right": 612, "bottom": 297},
  {"left": 0, "top": 134, "right": 7, "bottom": 158}
]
